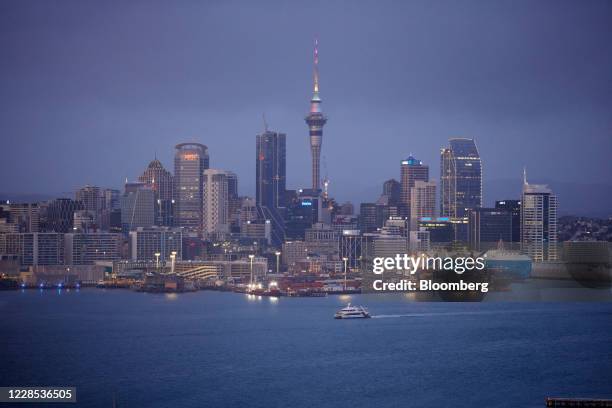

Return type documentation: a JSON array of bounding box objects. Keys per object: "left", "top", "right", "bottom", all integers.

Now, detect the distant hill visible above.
[
  {"left": 0, "top": 192, "right": 72, "bottom": 204},
  {"left": 484, "top": 179, "right": 612, "bottom": 218},
  {"left": 339, "top": 179, "right": 611, "bottom": 219}
]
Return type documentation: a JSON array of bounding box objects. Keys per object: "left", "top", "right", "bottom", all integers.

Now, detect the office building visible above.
[
  {"left": 129, "top": 227, "right": 182, "bottom": 262},
  {"left": 284, "top": 189, "right": 321, "bottom": 240},
  {"left": 468, "top": 208, "right": 513, "bottom": 251},
  {"left": 240, "top": 220, "right": 272, "bottom": 245},
  {"left": 43, "top": 198, "right": 83, "bottom": 233},
  {"left": 174, "top": 143, "right": 209, "bottom": 231},
  {"left": 495, "top": 200, "right": 521, "bottom": 242},
  {"left": 73, "top": 210, "right": 96, "bottom": 232},
  {"left": 305, "top": 223, "right": 339, "bottom": 257},
  {"left": 440, "top": 138, "right": 482, "bottom": 218},
  {"left": 120, "top": 182, "right": 155, "bottom": 230},
  {"left": 400, "top": 156, "right": 429, "bottom": 218},
  {"left": 101, "top": 189, "right": 120, "bottom": 211},
  {"left": 239, "top": 197, "right": 258, "bottom": 228},
  {"left": 226, "top": 172, "right": 241, "bottom": 232},
  {"left": 338, "top": 202, "right": 354, "bottom": 215},
  {"left": 254, "top": 130, "right": 286, "bottom": 244},
  {"left": 256, "top": 130, "right": 286, "bottom": 208},
  {"left": 409, "top": 229, "right": 431, "bottom": 252},
  {"left": 332, "top": 214, "right": 359, "bottom": 232},
  {"left": 8, "top": 203, "right": 40, "bottom": 233},
  {"left": 75, "top": 185, "right": 101, "bottom": 224},
  {"left": 138, "top": 158, "right": 175, "bottom": 227},
  {"left": 417, "top": 217, "right": 455, "bottom": 243},
  {"left": 282, "top": 240, "right": 309, "bottom": 269},
  {"left": 383, "top": 179, "right": 401, "bottom": 206},
  {"left": 440, "top": 138, "right": 482, "bottom": 242},
  {"left": 410, "top": 181, "right": 436, "bottom": 231}
]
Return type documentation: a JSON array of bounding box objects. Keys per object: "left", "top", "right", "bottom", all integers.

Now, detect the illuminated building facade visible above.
[
  {"left": 440, "top": 138, "right": 482, "bottom": 218},
  {"left": 440, "top": 138, "right": 482, "bottom": 242},
  {"left": 174, "top": 143, "right": 209, "bottom": 231}
]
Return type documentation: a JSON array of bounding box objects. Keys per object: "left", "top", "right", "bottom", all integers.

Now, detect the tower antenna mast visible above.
[{"left": 262, "top": 113, "right": 269, "bottom": 133}]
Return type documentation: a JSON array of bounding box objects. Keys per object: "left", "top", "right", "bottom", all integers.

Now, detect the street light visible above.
[
  {"left": 170, "top": 251, "right": 177, "bottom": 274},
  {"left": 248, "top": 254, "right": 255, "bottom": 285},
  {"left": 154, "top": 252, "right": 161, "bottom": 270},
  {"left": 275, "top": 251, "right": 281, "bottom": 275},
  {"left": 342, "top": 257, "right": 348, "bottom": 291}
]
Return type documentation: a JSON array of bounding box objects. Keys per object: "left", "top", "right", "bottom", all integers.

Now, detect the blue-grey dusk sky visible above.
[{"left": 1, "top": 0, "right": 611, "bottom": 210}]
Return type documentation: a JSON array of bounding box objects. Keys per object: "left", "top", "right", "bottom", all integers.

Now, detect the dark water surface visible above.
[{"left": 1, "top": 289, "right": 611, "bottom": 407}]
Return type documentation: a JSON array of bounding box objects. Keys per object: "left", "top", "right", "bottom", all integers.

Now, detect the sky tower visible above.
[{"left": 305, "top": 38, "right": 327, "bottom": 191}]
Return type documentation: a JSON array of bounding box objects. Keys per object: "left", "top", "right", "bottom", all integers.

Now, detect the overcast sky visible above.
[{"left": 1, "top": 0, "right": 611, "bottom": 205}]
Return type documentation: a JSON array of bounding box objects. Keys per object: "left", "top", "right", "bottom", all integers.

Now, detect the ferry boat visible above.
[
  {"left": 334, "top": 303, "right": 371, "bottom": 319},
  {"left": 485, "top": 240, "right": 532, "bottom": 281}
]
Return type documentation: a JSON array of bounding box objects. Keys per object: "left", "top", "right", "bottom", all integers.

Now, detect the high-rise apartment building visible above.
[
  {"left": 174, "top": 143, "right": 209, "bottom": 231},
  {"left": 64, "top": 233, "right": 122, "bottom": 265},
  {"left": 202, "top": 169, "right": 230, "bottom": 238},
  {"left": 0, "top": 232, "right": 64, "bottom": 265},
  {"left": 521, "top": 173, "right": 558, "bottom": 262}
]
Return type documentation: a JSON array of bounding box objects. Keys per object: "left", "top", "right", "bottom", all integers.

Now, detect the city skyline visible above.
[{"left": 0, "top": 1, "right": 611, "bottom": 217}]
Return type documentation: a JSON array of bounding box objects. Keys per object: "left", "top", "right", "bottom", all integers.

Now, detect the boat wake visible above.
[{"left": 370, "top": 309, "right": 546, "bottom": 319}]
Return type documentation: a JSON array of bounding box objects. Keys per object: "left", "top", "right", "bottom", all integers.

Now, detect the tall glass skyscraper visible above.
[
  {"left": 256, "top": 130, "right": 286, "bottom": 209},
  {"left": 440, "top": 138, "right": 482, "bottom": 218},
  {"left": 174, "top": 143, "right": 209, "bottom": 231}
]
